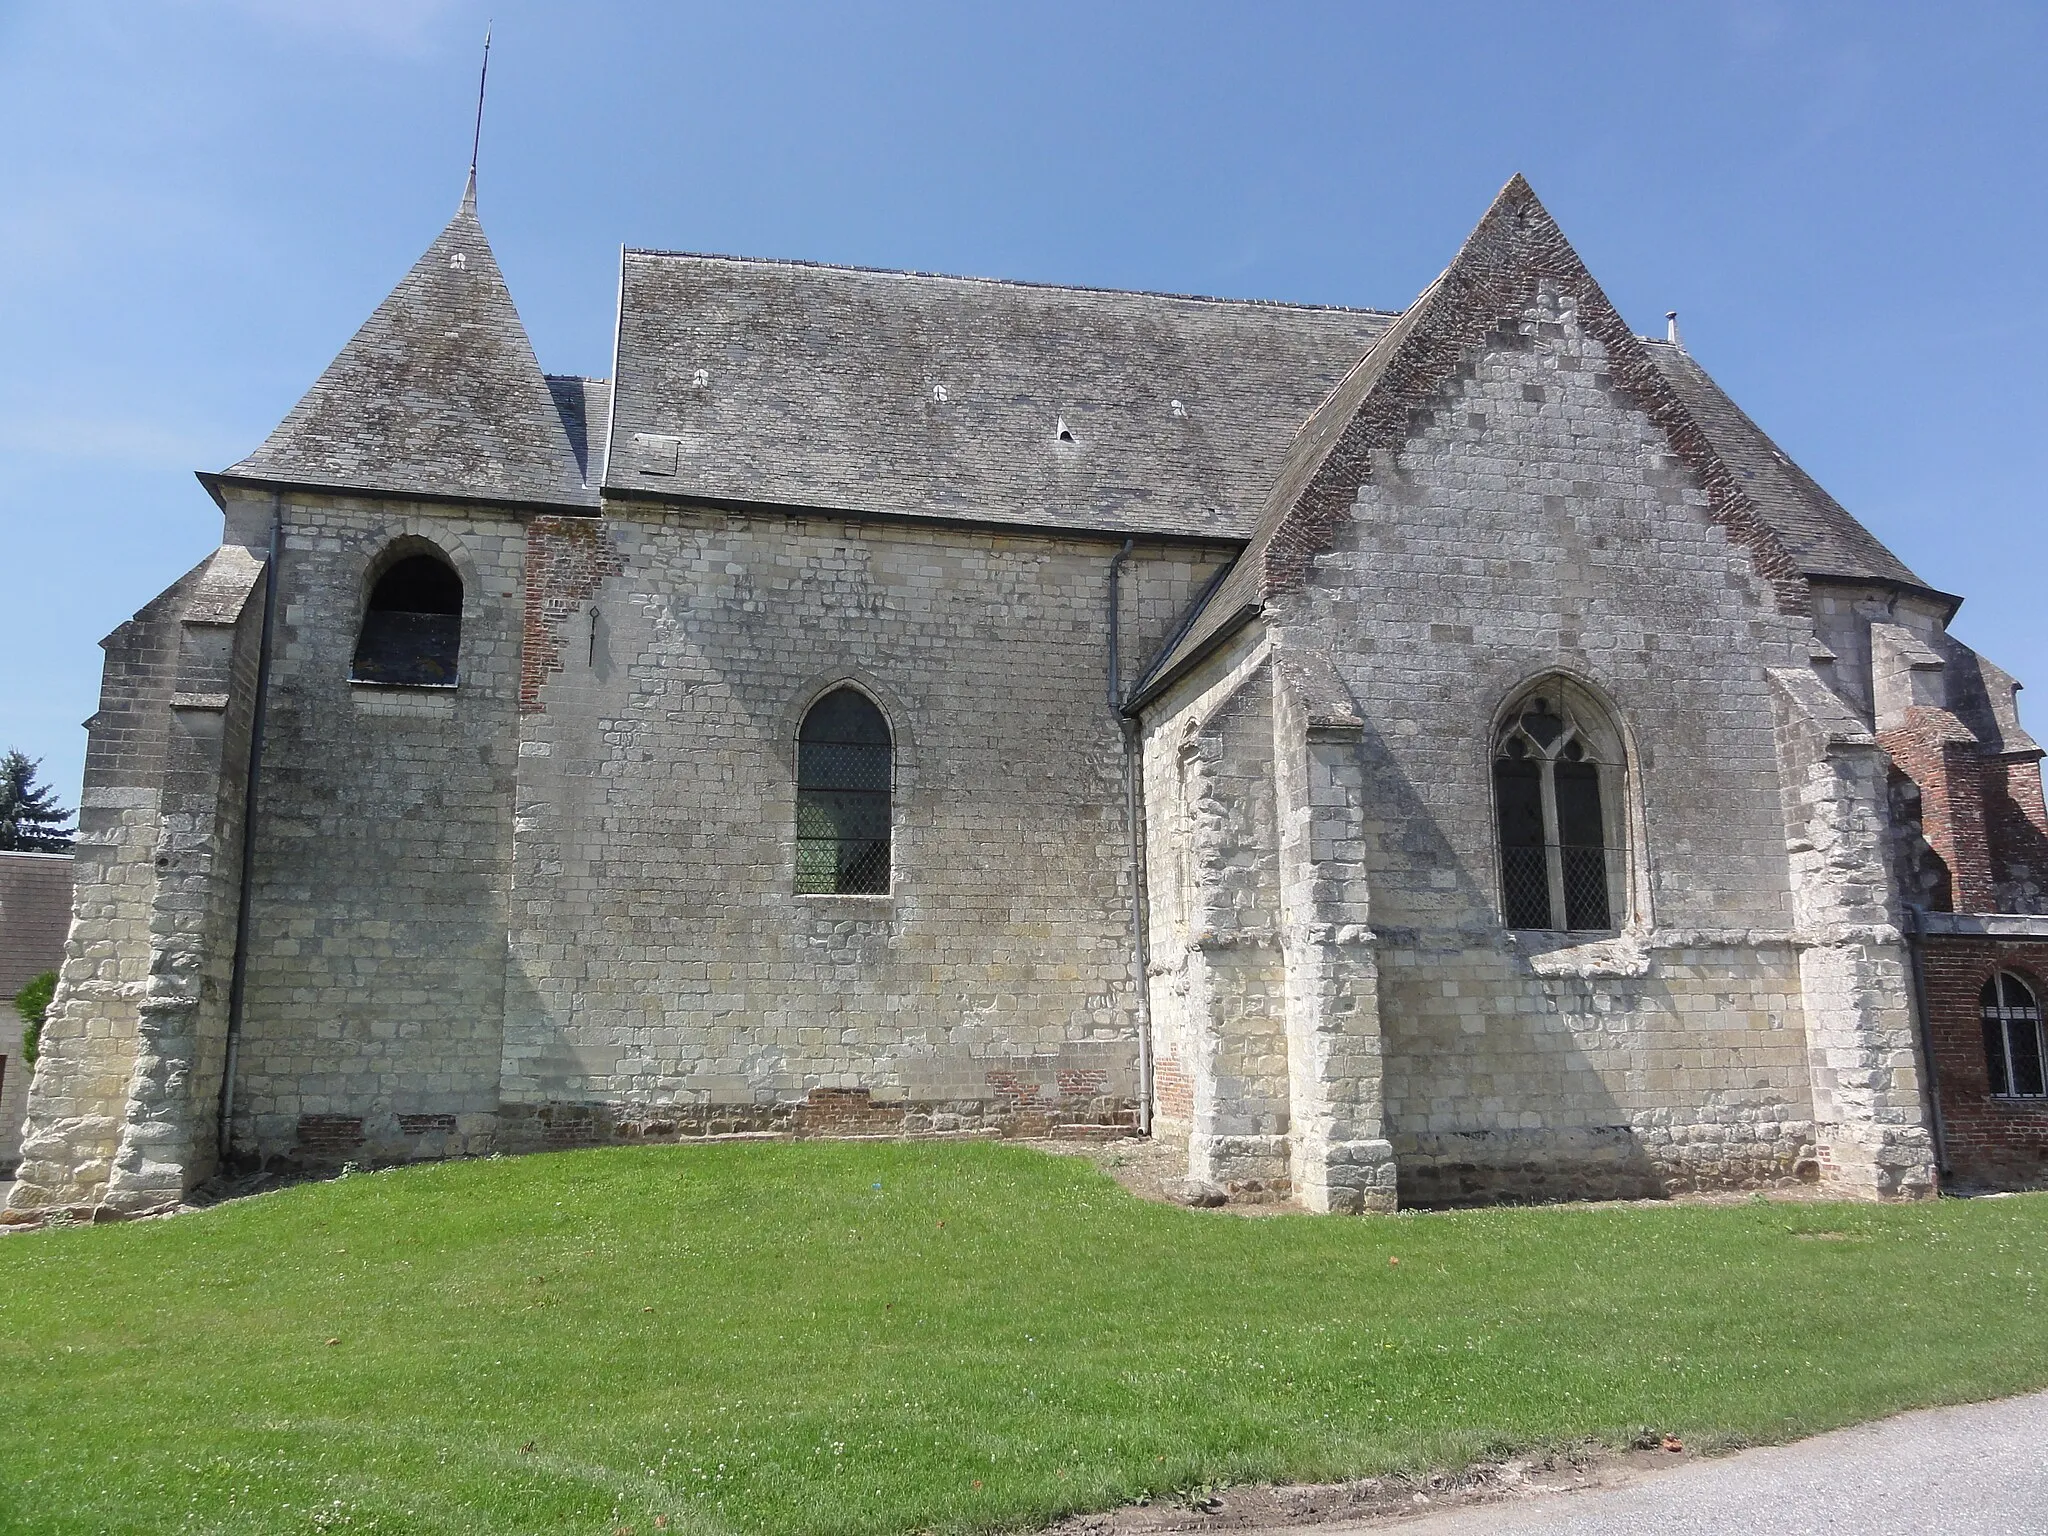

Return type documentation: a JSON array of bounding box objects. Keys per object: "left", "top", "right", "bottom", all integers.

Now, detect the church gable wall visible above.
[
  {"left": 227, "top": 491, "right": 525, "bottom": 1167},
  {"left": 500, "top": 501, "right": 1229, "bottom": 1145},
  {"left": 1276, "top": 287, "right": 1822, "bottom": 1201}
]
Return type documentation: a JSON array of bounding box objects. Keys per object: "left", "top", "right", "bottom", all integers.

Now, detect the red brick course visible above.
[
  {"left": 1880, "top": 710, "right": 1996, "bottom": 913},
  {"left": 521, "top": 516, "right": 624, "bottom": 715},
  {"left": 1918, "top": 935, "right": 2048, "bottom": 1188}
]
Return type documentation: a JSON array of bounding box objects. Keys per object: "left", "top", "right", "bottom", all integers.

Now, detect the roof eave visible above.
[
  {"left": 1123, "top": 601, "right": 1264, "bottom": 716},
  {"left": 600, "top": 482, "right": 1252, "bottom": 548},
  {"left": 1805, "top": 571, "right": 1964, "bottom": 625},
  {"left": 202, "top": 469, "right": 600, "bottom": 517}
]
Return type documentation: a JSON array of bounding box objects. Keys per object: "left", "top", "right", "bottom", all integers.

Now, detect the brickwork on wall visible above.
[
  {"left": 0, "top": 854, "right": 73, "bottom": 1175},
  {"left": 1878, "top": 711, "right": 1996, "bottom": 913},
  {"left": 1918, "top": 934, "right": 2048, "bottom": 1188},
  {"left": 1984, "top": 754, "right": 2048, "bottom": 914}
]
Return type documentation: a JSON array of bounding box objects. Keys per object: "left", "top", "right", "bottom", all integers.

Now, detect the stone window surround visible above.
[
  {"left": 1488, "top": 671, "right": 1642, "bottom": 939},
  {"left": 346, "top": 533, "right": 473, "bottom": 693},
  {"left": 786, "top": 674, "right": 905, "bottom": 902}
]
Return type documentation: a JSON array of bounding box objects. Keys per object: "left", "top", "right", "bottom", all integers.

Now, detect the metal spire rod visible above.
[{"left": 469, "top": 23, "right": 493, "bottom": 182}]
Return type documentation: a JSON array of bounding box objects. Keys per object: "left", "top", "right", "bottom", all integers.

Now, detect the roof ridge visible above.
[{"left": 621, "top": 247, "right": 1404, "bottom": 317}]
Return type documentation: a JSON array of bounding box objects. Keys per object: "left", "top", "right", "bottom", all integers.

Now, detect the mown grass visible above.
[{"left": 0, "top": 1142, "right": 2043, "bottom": 1535}]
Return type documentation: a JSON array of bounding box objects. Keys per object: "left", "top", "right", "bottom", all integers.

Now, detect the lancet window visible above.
[{"left": 796, "top": 688, "right": 892, "bottom": 896}]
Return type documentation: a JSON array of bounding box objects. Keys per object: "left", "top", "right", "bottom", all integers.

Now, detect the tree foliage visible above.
[
  {"left": 0, "top": 750, "right": 74, "bottom": 852},
  {"left": 13, "top": 970, "right": 55, "bottom": 1068}
]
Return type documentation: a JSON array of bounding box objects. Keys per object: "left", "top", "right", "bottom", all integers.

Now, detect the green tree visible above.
[
  {"left": 0, "top": 750, "right": 74, "bottom": 852},
  {"left": 14, "top": 970, "right": 55, "bottom": 1069}
]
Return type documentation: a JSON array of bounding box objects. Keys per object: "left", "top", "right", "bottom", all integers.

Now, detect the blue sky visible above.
[{"left": 3, "top": 1, "right": 2044, "bottom": 804}]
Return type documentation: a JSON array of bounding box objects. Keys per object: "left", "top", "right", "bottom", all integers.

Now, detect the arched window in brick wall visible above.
[
  {"left": 1493, "top": 681, "right": 1628, "bottom": 932},
  {"left": 351, "top": 550, "right": 462, "bottom": 687},
  {"left": 1981, "top": 972, "right": 2046, "bottom": 1098},
  {"left": 795, "top": 687, "right": 892, "bottom": 895}
]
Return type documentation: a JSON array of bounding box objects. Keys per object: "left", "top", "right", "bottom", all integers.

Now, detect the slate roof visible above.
[
  {"left": 1640, "top": 341, "right": 1923, "bottom": 589},
  {"left": 605, "top": 252, "right": 1396, "bottom": 539},
  {"left": 546, "top": 376, "right": 612, "bottom": 487},
  {"left": 226, "top": 178, "right": 595, "bottom": 508}
]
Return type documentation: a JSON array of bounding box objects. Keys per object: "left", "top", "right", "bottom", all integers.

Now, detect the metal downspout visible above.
[
  {"left": 1108, "top": 540, "right": 1154, "bottom": 1135},
  {"left": 217, "top": 496, "right": 283, "bottom": 1166},
  {"left": 1902, "top": 905, "right": 1950, "bottom": 1181}
]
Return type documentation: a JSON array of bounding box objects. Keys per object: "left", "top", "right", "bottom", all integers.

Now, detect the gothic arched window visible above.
[
  {"left": 1493, "top": 683, "right": 1625, "bottom": 932},
  {"left": 1981, "top": 972, "right": 2046, "bottom": 1098},
  {"left": 796, "top": 688, "right": 892, "bottom": 895},
  {"left": 350, "top": 551, "right": 462, "bottom": 687}
]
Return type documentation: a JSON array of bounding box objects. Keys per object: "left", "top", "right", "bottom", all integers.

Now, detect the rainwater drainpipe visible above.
[
  {"left": 1902, "top": 905, "right": 1951, "bottom": 1180},
  {"left": 217, "top": 495, "right": 283, "bottom": 1166},
  {"left": 1108, "top": 539, "right": 1154, "bottom": 1135}
]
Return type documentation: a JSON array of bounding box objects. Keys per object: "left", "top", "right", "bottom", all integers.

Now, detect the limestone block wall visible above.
[
  {"left": 500, "top": 502, "right": 1230, "bottom": 1147},
  {"left": 99, "top": 549, "right": 267, "bottom": 1210},
  {"left": 220, "top": 488, "right": 526, "bottom": 1167},
  {"left": 1258, "top": 285, "right": 1835, "bottom": 1202},
  {"left": 1771, "top": 667, "right": 1937, "bottom": 1197},
  {"left": 8, "top": 556, "right": 228, "bottom": 1209}
]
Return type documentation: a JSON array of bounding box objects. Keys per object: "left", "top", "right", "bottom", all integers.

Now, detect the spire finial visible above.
[{"left": 466, "top": 22, "right": 493, "bottom": 199}]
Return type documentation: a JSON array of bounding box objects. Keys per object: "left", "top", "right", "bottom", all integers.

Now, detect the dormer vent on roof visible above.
[{"left": 224, "top": 178, "right": 594, "bottom": 510}]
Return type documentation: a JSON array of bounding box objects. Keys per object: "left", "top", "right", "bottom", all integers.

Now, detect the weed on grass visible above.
[{"left": 0, "top": 1141, "right": 2042, "bottom": 1535}]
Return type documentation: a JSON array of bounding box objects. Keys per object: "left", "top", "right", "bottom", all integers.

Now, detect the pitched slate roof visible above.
[
  {"left": 1640, "top": 341, "right": 1922, "bottom": 588},
  {"left": 226, "top": 178, "right": 594, "bottom": 508},
  {"left": 545, "top": 375, "right": 611, "bottom": 487},
  {"left": 605, "top": 252, "right": 1396, "bottom": 539},
  {"left": 1136, "top": 176, "right": 1933, "bottom": 700}
]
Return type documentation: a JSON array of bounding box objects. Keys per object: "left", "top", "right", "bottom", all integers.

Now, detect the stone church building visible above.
[{"left": 11, "top": 175, "right": 2047, "bottom": 1219}]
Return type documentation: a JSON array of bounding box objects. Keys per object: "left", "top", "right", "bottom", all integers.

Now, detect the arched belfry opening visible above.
[
  {"left": 1492, "top": 678, "right": 1629, "bottom": 932},
  {"left": 795, "top": 687, "right": 892, "bottom": 895},
  {"left": 351, "top": 551, "right": 463, "bottom": 687}
]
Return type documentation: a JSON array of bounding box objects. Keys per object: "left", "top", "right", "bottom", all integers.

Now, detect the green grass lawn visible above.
[{"left": 1, "top": 1143, "right": 2043, "bottom": 1536}]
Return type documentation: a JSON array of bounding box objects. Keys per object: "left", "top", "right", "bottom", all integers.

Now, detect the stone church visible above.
[{"left": 12, "top": 173, "right": 2048, "bottom": 1220}]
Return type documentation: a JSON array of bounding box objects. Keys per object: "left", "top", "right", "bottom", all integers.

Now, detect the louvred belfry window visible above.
[
  {"left": 1493, "top": 687, "right": 1624, "bottom": 932},
  {"left": 351, "top": 552, "right": 462, "bottom": 687},
  {"left": 796, "top": 688, "right": 892, "bottom": 896},
  {"left": 1981, "top": 972, "right": 2047, "bottom": 1098}
]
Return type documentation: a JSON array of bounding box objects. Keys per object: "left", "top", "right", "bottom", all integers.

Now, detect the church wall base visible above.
[{"left": 233, "top": 1088, "right": 1143, "bottom": 1172}]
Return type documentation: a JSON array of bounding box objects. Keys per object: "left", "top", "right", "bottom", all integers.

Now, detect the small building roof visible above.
[{"left": 225, "top": 178, "right": 596, "bottom": 508}]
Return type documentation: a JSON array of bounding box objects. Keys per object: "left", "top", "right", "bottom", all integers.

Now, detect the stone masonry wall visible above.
[
  {"left": 219, "top": 487, "right": 525, "bottom": 1168},
  {"left": 500, "top": 501, "right": 1230, "bottom": 1150},
  {"left": 1264, "top": 283, "right": 1829, "bottom": 1203},
  {"left": 8, "top": 560, "right": 213, "bottom": 1208}
]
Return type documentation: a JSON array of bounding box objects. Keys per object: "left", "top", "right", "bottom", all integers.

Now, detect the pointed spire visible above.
[{"left": 225, "top": 176, "right": 591, "bottom": 507}]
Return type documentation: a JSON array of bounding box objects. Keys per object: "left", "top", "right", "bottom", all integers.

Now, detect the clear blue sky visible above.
[{"left": 4, "top": 1, "right": 2044, "bottom": 805}]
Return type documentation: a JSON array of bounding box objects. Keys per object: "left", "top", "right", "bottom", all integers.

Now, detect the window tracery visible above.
[{"left": 1493, "top": 685, "right": 1624, "bottom": 932}]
